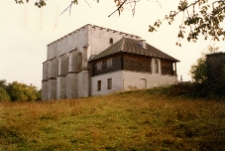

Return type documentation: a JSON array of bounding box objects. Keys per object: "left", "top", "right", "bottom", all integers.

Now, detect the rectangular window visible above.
[
  {"left": 154, "top": 59, "right": 159, "bottom": 73},
  {"left": 96, "top": 61, "right": 102, "bottom": 71},
  {"left": 97, "top": 80, "right": 101, "bottom": 91},
  {"left": 107, "top": 78, "right": 112, "bottom": 90},
  {"left": 107, "top": 58, "right": 112, "bottom": 68}
]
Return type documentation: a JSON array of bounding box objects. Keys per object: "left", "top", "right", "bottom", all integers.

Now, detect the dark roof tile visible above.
[{"left": 91, "top": 38, "right": 179, "bottom": 62}]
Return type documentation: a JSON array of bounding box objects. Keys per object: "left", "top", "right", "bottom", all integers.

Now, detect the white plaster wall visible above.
[
  {"left": 123, "top": 71, "right": 178, "bottom": 91},
  {"left": 47, "top": 26, "right": 89, "bottom": 60},
  {"left": 56, "top": 77, "right": 66, "bottom": 100},
  {"left": 42, "top": 61, "right": 48, "bottom": 80},
  {"left": 88, "top": 25, "right": 141, "bottom": 58},
  {"left": 91, "top": 71, "right": 123, "bottom": 96},
  {"left": 48, "top": 79, "right": 57, "bottom": 100},
  {"left": 66, "top": 74, "right": 77, "bottom": 99},
  {"left": 42, "top": 81, "right": 48, "bottom": 100},
  {"left": 77, "top": 70, "right": 89, "bottom": 97}
]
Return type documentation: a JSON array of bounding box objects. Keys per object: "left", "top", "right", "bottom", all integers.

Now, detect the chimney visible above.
[{"left": 139, "top": 39, "right": 146, "bottom": 49}]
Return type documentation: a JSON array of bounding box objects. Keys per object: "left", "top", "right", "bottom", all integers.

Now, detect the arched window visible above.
[
  {"left": 109, "top": 38, "right": 113, "bottom": 45},
  {"left": 154, "top": 59, "right": 159, "bottom": 73}
]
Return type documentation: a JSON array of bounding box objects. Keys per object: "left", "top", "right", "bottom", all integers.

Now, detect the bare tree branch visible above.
[
  {"left": 60, "top": 1, "right": 74, "bottom": 16},
  {"left": 108, "top": 0, "right": 128, "bottom": 17},
  {"left": 84, "top": 0, "right": 91, "bottom": 8}
]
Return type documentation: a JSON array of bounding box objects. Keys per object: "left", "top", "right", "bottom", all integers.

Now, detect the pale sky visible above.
[{"left": 0, "top": 0, "right": 224, "bottom": 89}]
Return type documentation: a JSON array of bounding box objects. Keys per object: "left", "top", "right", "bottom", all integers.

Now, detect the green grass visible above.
[{"left": 0, "top": 89, "right": 225, "bottom": 150}]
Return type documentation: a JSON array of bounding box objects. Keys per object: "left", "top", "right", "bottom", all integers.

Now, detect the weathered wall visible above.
[
  {"left": 57, "top": 77, "right": 66, "bottom": 100},
  {"left": 91, "top": 71, "right": 123, "bottom": 96},
  {"left": 88, "top": 25, "right": 140, "bottom": 57},
  {"left": 47, "top": 26, "right": 89, "bottom": 60},
  {"left": 77, "top": 70, "right": 89, "bottom": 98},
  {"left": 41, "top": 81, "right": 48, "bottom": 100},
  {"left": 43, "top": 25, "right": 90, "bottom": 100},
  {"left": 42, "top": 61, "right": 48, "bottom": 80},
  {"left": 161, "top": 59, "right": 174, "bottom": 75},
  {"left": 123, "top": 71, "right": 178, "bottom": 91},
  {"left": 91, "top": 54, "right": 122, "bottom": 76},
  {"left": 66, "top": 73, "right": 77, "bottom": 99},
  {"left": 48, "top": 79, "right": 57, "bottom": 100},
  {"left": 123, "top": 53, "right": 152, "bottom": 73}
]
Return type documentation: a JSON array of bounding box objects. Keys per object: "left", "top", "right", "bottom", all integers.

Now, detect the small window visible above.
[
  {"left": 107, "top": 78, "right": 112, "bottom": 90},
  {"left": 96, "top": 61, "right": 102, "bottom": 71},
  {"left": 97, "top": 80, "right": 101, "bottom": 91},
  {"left": 154, "top": 59, "right": 159, "bottom": 73},
  {"left": 107, "top": 58, "right": 112, "bottom": 68},
  {"left": 109, "top": 38, "right": 113, "bottom": 45}
]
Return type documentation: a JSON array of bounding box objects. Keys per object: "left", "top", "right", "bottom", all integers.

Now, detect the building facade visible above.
[{"left": 42, "top": 24, "right": 179, "bottom": 100}]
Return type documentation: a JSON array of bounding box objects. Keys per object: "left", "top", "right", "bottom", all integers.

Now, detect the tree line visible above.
[{"left": 0, "top": 80, "right": 41, "bottom": 102}]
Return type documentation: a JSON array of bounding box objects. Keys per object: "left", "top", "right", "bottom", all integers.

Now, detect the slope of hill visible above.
[{"left": 1, "top": 88, "right": 225, "bottom": 150}]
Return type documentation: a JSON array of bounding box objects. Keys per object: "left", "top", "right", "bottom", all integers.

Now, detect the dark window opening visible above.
[
  {"left": 154, "top": 59, "right": 159, "bottom": 73},
  {"left": 109, "top": 38, "right": 113, "bottom": 45},
  {"left": 107, "top": 78, "right": 112, "bottom": 90},
  {"left": 97, "top": 80, "right": 101, "bottom": 91}
]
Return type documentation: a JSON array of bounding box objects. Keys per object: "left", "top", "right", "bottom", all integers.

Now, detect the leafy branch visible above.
[{"left": 149, "top": 0, "right": 225, "bottom": 46}]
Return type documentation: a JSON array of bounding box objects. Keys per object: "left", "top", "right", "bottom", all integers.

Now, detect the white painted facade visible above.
[
  {"left": 91, "top": 71, "right": 123, "bottom": 96},
  {"left": 42, "top": 24, "right": 178, "bottom": 100},
  {"left": 91, "top": 66, "right": 177, "bottom": 97}
]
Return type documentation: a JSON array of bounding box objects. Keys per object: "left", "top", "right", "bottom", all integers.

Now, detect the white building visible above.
[{"left": 42, "top": 24, "right": 179, "bottom": 100}]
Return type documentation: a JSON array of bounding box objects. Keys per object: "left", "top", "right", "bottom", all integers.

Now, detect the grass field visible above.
[{"left": 0, "top": 88, "right": 225, "bottom": 151}]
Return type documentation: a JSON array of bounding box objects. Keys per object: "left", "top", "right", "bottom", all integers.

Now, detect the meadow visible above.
[{"left": 0, "top": 88, "right": 225, "bottom": 151}]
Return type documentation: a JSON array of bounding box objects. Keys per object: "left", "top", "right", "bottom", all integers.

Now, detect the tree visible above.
[
  {"left": 15, "top": 0, "right": 225, "bottom": 45},
  {"left": 6, "top": 81, "right": 39, "bottom": 102},
  {"left": 190, "top": 52, "right": 208, "bottom": 83},
  {"left": 0, "top": 80, "right": 10, "bottom": 102},
  {"left": 149, "top": 0, "right": 225, "bottom": 46},
  {"left": 190, "top": 45, "right": 218, "bottom": 83}
]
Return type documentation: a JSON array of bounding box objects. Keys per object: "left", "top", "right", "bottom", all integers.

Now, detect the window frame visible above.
[
  {"left": 96, "top": 61, "right": 102, "bottom": 71},
  {"left": 97, "top": 80, "right": 101, "bottom": 91},
  {"left": 107, "top": 58, "right": 112, "bottom": 68},
  {"left": 107, "top": 78, "right": 112, "bottom": 90},
  {"left": 154, "top": 59, "right": 159, "bottom": 73},
  {"left": 109, "top": 38, "right": 113, "bottom": 45}
]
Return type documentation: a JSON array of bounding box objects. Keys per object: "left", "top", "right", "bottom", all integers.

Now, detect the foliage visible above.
[
  {"left": 0, "top": 79, "right": 41, "bottom": 102},
  {"left": 0, "top": 80, "right": 10, "bottom": 102},
  {"left": 0, "top": 90, "right": 225, "bottom": 150},
  {"left": 190, "top": 53, "right": 208, "bottom": 83},
  {"left": 7, "top": 81, "right": 38, "bottom": 102},
  {"left": 0, "top": 87, "right": 10, "bottom": 102},
  {"left": 190, "top": 45, "right": 219, "bottom": 83},
  {"left": 149, "top": 0, "right": 225, "bottom": 46}
]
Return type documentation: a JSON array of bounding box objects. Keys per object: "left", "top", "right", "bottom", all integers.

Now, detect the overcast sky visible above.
[{"left": 0, "top": 0, "right": 224, "bottom": 89}]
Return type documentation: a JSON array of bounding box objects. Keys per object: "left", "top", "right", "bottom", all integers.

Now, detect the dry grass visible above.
[{"left": 0, "top": 90, "right": 225, "bottom": 150}]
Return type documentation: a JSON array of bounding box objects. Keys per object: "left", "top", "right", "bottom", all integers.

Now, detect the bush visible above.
[
  {"left": 0, "top": 79, "right": 41, "bottom": 102},
  {"left": 0, "top": 87, "right": 10, "bottom": 102}
]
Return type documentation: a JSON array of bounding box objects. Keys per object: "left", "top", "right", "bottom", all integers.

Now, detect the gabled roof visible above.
[{"left": 91, "top": 38, "right": 179, "bottom": 62}]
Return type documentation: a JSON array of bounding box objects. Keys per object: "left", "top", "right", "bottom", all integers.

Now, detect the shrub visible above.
[{"left": 0, "top": 87, "right": 10, "bottom": 102}]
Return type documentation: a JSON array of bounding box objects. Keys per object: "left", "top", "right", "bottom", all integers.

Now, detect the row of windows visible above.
[
  {"left": 97, "top": 78, "right": 112, "bottom": 91},
  {"left": 96, "top": 58, "right": 160, "bottom": 73},
  {"left": 96, "top": 58, "right": 112, "bottom": 71}
]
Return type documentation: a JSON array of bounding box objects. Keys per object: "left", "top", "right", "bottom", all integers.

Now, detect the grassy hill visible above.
[{"left": 1, "top": 87, "right": 225, "bottom": 151}]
